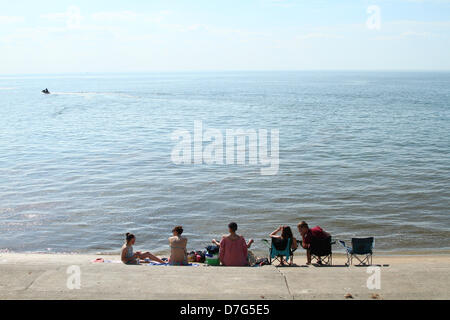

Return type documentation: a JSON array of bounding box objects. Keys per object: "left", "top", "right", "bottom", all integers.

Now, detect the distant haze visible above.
[{"left": 1, "top": 0, "right": 450, "bottom": 74}]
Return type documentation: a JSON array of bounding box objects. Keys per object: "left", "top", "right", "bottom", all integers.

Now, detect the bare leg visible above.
[
  {"left": 139, "top": 252, "right": 165, "bottom": 264},
  {"left": 306, "top": 249, "right": 311, "bottom": 265}
]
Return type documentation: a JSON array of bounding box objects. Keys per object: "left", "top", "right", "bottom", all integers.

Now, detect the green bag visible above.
[{"left": 205, "top": 253, "right": 220, "bottom": 266}]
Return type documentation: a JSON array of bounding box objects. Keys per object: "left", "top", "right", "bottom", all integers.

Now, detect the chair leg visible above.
[{"left": 354, "top": 254, "right": 371, "bottom": 266}]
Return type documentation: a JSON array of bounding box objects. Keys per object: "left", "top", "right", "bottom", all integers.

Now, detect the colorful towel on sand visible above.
[
  {"left": 92, "top": 258, "right": 121, "bottom": 263},
  {"left": 92, "top": 258, "right": 200, "bottom": 266},
  {"left": 144, "top": 262, "right": 200, "bottom": 267}
]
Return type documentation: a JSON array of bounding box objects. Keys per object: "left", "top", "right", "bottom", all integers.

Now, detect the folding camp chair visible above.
[
  {"left": 310, "top": 236, "right": 333, "bottom": 265},
  {"left": 261, "top": 238, "right": 296, "bottom": 265},
  {"left": 339, "top": 237, "right": 374, "bottom": 266}
]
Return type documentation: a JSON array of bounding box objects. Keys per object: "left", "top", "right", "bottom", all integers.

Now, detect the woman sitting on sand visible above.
[
  {"left": 168, "top": 226, "right": 188, "bottom": 266},
  {"left": 214, "top": 222, "right": 252, "bottom": 266},
  {"left": 121, "top": 233, "right": 165, "bottom": 265},
  {"left": 270, "top": 226, "right": 298, "bottom": 265}
]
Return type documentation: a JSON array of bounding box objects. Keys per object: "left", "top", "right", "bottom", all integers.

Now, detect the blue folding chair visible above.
[
  {"left": 339, "top": 237, "right": 374, "bottom": 266},
  {"left": 262, "top": 238, "right": 295, "bottom": 265}
]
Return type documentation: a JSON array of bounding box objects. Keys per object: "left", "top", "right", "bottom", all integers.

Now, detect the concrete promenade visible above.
[{"left": 1, "top": 253, "right": 449, "bottom": 300}]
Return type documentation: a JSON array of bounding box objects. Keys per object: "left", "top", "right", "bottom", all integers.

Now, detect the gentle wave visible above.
[{"left": 0, "top": 71, "right": 449, "bottom": 254}]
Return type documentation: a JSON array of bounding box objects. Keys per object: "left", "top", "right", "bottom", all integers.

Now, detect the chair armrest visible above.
[
  {"left": 338, "top": 240, "right": 352, "bottom": 252},
  {"left": 261, "top": 239, "right": 271, "bottom": 249}
]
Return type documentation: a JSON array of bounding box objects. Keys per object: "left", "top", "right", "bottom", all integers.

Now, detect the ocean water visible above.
[{"left": 0, "top": 71, "right": 449, "bottom": 255}]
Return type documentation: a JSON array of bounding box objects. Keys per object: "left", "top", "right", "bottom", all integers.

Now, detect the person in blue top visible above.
[{"left": 121, "top": 233, "right": 165, "bottom": 265}]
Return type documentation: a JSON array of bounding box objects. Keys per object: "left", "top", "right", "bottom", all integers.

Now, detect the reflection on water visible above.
[{"left": 0, "top": 71, "right": 449, "bottom": 255}]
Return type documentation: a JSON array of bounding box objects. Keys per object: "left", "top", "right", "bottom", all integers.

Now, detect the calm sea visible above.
[{"left": 0, "top": 71, "right": 449, "bottom": 255}]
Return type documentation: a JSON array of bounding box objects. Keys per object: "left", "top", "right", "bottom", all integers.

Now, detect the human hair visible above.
[
  {"left": 172, "top": 226, "right": 183, "bottom": 235},
  {"left": 298, "top": 221, "right": 309, "bottom": 229},
  {"left": 281, "top": 226, "right": 293, "bottom": 240},
  {"left": 125, "top": 232, "right": 135, "bottom": 243},
  {"left": 228, "top": 222, "right": 238, "bottom": 232}
]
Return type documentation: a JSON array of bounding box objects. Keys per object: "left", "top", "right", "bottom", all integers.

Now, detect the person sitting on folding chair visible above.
[
  {"left": 269, "top": 226, "right": 298, "bottom": 266},
  {"left": 297, "top": 221, "right": 330, "bottom": 265}
]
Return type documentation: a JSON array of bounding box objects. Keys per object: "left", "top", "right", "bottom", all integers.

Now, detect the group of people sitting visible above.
[{"left": 121, "top": 221, "right": 329, "bottom": 266}]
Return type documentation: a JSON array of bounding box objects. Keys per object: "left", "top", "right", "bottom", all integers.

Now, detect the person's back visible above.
[
  {"left": 272, "top": 237, "right": 289, "bottom": 251},
  {"left": 169, "top": 235, "right": 187, "bottom": 265},
  {"left": 121, "top": 234, "right": 137, "bottom": 265},
  {"left": 121, "top": 244, "right": 135, "bottom": 263},
  {"left": 169, "top": 226, "right": 188, "bottom": 265},
  {"left": 308, "top": 226, "right": 329, "bottom": 242},
  {"left": 219, "top": 235, "right": 248, "bottom": 266}
]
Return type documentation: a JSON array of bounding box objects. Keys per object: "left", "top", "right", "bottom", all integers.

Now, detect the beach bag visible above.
[
  {"left": 187, "top": 251, "right": 197, "bottom": 263},
  {"left": 255, "top": 257, "right": 270, "bottom": 266},
  {"left": 205, "top": 253, "right": 220, "bottom": 266},
  {"left": 205, "top": 245, "right": 220, "bottom": 255},
  {"left": 195, "top": 250, "right": 206, "bottom": 263},
  {"left": 247, "top": 250, "right": 256, "bottom": 266}
]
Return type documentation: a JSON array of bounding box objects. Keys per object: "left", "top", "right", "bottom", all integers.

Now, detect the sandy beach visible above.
[{"left": 1, "top": 253, "right": 449, "bottom": 300}]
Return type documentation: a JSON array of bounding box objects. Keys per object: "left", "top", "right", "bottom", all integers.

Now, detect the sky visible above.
[{"left": 0, "top": 0, "right": 449, "bottom": 74}]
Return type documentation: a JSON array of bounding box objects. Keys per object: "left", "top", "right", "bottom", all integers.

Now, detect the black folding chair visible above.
[
  {"left": 310, "top": 236, "right": 333, "bottom": 265},
  {"left": 339, "top": 237, "right": 374, "bottom": 266}
]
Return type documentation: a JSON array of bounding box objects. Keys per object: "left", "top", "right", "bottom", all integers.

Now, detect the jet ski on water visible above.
[{"left": 42, "top": 88, "right": 50, "bottom": 94}]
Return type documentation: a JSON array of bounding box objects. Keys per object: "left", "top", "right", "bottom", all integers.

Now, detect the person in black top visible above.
[{"left": 270, "top": 226, "right": 298, "bottom": 265}]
